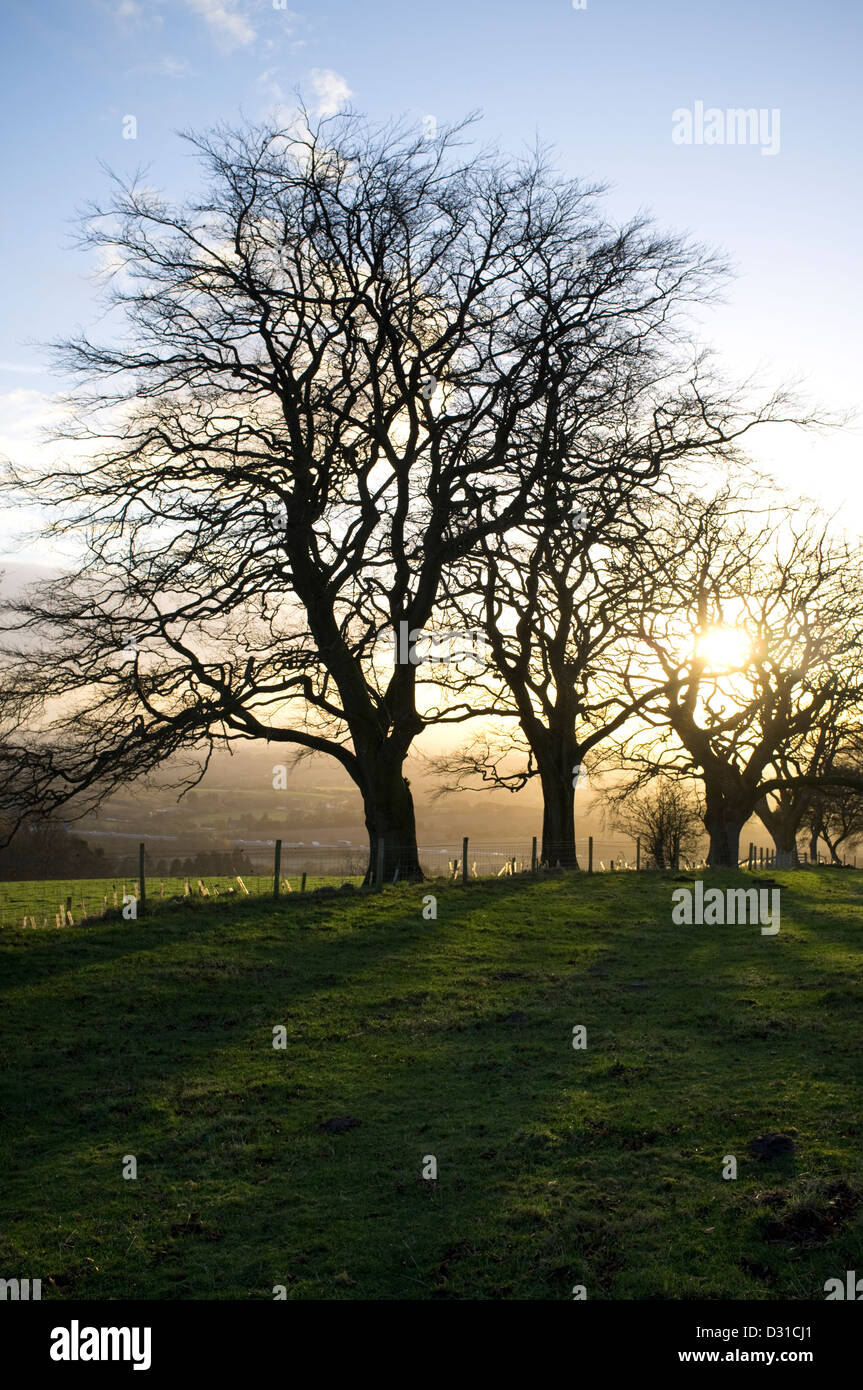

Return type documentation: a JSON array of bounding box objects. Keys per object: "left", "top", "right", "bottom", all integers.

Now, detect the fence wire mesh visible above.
[{"left": 0, "top": 834, "right": 841, "bottom": 929}]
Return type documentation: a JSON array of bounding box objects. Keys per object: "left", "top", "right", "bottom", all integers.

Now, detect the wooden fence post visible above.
[
  {"left": 636, "top": 838, "right": 641, "bottom": 871},
  {"left": 138, "top": 842, "right": 146, "bottom": 916},
  {"left": 462, "top": 837, "right": 469, "bottom": 884},
  {"left": 588, "top": 837, "right": 593, "bottom": 874},
  {"left": 273, "top": 839, "right": 282, "bottom": 899},
  {"left": 531, "top": 836, "right": 538, "bottom": 875}
]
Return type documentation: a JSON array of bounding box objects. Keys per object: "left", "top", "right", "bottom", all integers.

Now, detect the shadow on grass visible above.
[{"left": 1, "top": 871, "right": 861, "bottom": 1300}]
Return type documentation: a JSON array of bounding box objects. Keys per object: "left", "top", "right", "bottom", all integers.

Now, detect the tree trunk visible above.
[
  {"left": 359, "top": 753, "right": 423, "bottom": 884},
  {"left": 755, "top": 791, "right": 804, "bottom": 865},
  {"left": 539, "top": 760, "right": 579, "bottom": 868},
  {"left": 767, "top": 820, "right": 801, "bottom": 866},
  {"left": 706, "top": 813, "right": 744, "bottom": 868},
  {"left": 704, "top": 784, "right": 747, "bottom": 868}
]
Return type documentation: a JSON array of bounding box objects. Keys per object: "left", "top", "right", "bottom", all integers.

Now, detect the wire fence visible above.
[
  {"left": 0, "top": 833, "right": 855, "bottom": 930},
  {"left": 0, "top": 834, "right": 621, "bottom": 928}
]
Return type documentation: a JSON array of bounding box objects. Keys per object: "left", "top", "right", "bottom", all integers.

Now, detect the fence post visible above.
[
  {"left": 462, "top": 836, "right": 469, "bottom": 884},
  {"left": 273, "top": 839, "right": 282, "bottom": 899},
  {"left": 588, "top": 836, "right": 593, "bottom": 874},
  {"left": 375, "top": 838, "right": 385, "bottom": 889},
  {"left": 138, "top": 842, "right": 146, "bottom": 916},
  {"left": 531, "top": 836, "right": 538, "bottom": 875},
  {"left": 636, "top": 838, "right": 641, "bottom": 871},
  {"left": 300, "top": 872, "right": 307, "bottom": 893},
  {"left": 748, "top": 842, "right": 754, "bottom": 870}
]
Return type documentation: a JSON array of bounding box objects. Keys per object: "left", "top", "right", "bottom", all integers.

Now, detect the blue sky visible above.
[{"left": 1, "top": 0, "right": 861, "bottom": 562}]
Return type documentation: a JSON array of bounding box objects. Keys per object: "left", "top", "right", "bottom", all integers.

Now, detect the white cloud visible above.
[
  {"left": 256, "top": 66, "right": 286, "bottom": 104},
  {"left": 309, "top": 68, "right": 352, "bottom": 117},
  {"left": 92, "top": 243, "right": 138, "bottom": 292},
  {"left": 149, "top": 55, "right": 193, "bottom": 77},
  {"left": 107, "top": 0, "right": 161, "bottom": 28},
  {"left": 129, "top": 54, "right": 193, "bottom": 78},
  {"left": 0, "top": 390, "right": 63, "bottom": 561},
  {"left": 0, "top": 390, "right": 68, "bottom": 476},
  {"left": 185, "top": 0, "right": 255, "bottom": 51}
]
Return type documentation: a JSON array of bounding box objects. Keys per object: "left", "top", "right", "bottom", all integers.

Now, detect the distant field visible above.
[{"left": 1, "top": 868, "right": 861, "bottom": 1300}]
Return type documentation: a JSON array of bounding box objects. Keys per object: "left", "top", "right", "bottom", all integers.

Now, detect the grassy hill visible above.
[{"left": 1, "top": 868, "right": 861, "bottom": 1300}]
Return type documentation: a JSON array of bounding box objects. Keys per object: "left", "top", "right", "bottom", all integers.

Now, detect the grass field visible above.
[
  {"left": 0, "top": 873, "right": 365, "bottom": 930},
  {"left": 1, "top": 867, "right": 861, "bottom": 1300}
]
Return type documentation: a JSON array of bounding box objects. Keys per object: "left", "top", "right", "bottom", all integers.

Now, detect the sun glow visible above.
[{"left": 695, "top": 625, "right": 752, "bottom": 670}]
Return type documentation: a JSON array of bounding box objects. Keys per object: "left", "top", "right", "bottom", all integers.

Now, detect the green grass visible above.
[
  {"left": 0, "top": 874, "right": 364, "bottom": 929},
  {"left": 1, "top": 867, "right": 861, "bottom": 1300}
]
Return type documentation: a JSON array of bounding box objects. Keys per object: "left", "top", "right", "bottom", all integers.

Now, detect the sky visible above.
[{"left": 1, "top": 0, "right": 861, "bottom": 566}]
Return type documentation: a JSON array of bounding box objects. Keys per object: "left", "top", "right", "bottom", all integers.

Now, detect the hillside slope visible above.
[{"left": 1, "top": 869, "right": 861, "bottom": 1300}]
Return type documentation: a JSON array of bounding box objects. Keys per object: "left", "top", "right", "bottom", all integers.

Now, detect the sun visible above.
[{"left": 695, "top": 625, "right": 751, "bottom": 670}]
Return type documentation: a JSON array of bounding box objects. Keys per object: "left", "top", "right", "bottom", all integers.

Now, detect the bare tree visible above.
[
  {"left": 1, "top": 110, "right": 681, "bottom": 881},
  {"left": 0, "top": 813, "right": 105, "bottom": 881},
  {"left": 801, "top": 759, "right": 863, "bottom": 864},
  {"left": 430, "top": 391, "right": 800, "bottom": 869},
  {"left": 606, "top": 489, "right": 863, "bottom": 867},
  {"left": 752, "top": 720, "right": 853, "bottom": 864},
  {"left": 600, "top": 776, "right": 704, "bottom": 869}
]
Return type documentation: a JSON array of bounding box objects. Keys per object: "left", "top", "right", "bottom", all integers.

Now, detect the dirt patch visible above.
[
  {"left": 749, "top": 1132, "right": 796, "bottom": 1161},
  {"left": 317, "top": 1115, "right": 361, "bottom": 1134},
  {"left": 761, "top": 1181, "right": 860, "bottom": 1245}
]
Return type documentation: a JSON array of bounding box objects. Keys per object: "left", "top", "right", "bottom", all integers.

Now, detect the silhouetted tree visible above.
[
  {"left": 606, "top": 489, "right": 863, "bottom": 866},
  {"left": 801, "top": 760, "right": 863, "bottom": 864},
  {"left": 1, "top": 110, "right": 720, "bottom": 882},
  {"left": 601, "top": 776, "right": 704, "bottom": 869},
  {"left": 0, "top": 814, "right": 104, "bottom": 880}
]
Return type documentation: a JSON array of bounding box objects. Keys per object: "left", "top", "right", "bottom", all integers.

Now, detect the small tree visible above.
[
  {"left": 801, "top": 767, "right": 863, "bottom": 864},
  {"left": 601, "top": 778, "right": 704, "bottom": 869},
  {"left": 0, "top": 814, "right": 103, "bottom": 881}
]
